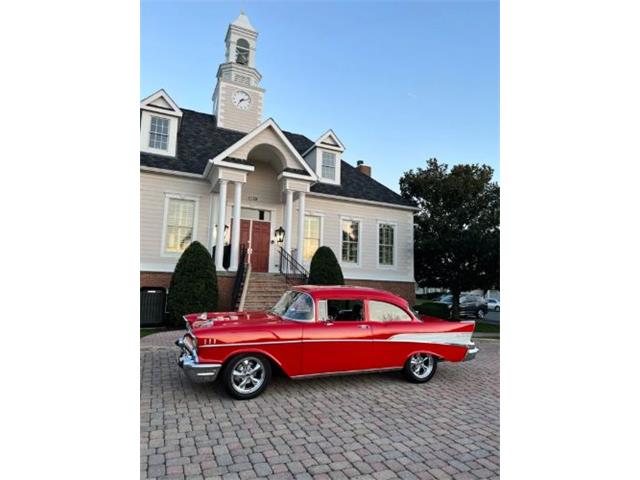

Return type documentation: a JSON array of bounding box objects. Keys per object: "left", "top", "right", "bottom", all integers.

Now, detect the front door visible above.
[
  {"left": 234, "top": 218, "right": 271, "bottom": 273},
  {"left": 250, "top": 220, "right": 270, "bottom": 272}
]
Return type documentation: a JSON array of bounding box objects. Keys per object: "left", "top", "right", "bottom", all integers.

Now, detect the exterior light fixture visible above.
[{"left": 275, "top": 226, "right": 285, "bottom": 244}]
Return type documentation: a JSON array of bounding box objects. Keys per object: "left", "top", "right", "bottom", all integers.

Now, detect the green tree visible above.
[
  {"left": 308, "top": 246, "right": 345, "bottom": 285},
  {"left": 166, "top": 241, "right": 218, "bottom": 327},
  {"left": 400, "top": 159, "right": 499, "bottom": 319}
]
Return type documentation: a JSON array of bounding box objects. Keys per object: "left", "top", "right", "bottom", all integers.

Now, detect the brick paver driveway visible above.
[{"left": 141, "top": 332, "right": 499, "bottom": 480}]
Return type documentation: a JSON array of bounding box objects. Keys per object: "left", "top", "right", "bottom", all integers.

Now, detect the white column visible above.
[
  {"left": 214, "top": 179, "right": 228, "bottom": 270},
  {"left": 284, "top": 189, "right": 293, "bottom": 254},
  {"left": 229, "top": 181, "right": 243, "bottom": 271},
  {"left": 296, "top": 192, "right": 306, "bottom": 264}
]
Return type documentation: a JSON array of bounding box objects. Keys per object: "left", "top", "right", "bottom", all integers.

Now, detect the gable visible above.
[
  {"left": 207, "top": 119, "right": 318, "bottom": 180},
  {"left": 140, "top": 89, "right": 183, "bottom": 118},
  {"left": 321, "top": 136, "right": 339, "bottom": 147},
  {"left": 148, "top": 96, "right": 173, "bottom": 110}
]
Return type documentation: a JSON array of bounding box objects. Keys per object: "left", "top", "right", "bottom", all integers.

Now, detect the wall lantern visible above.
[{"left": 275, "top": 226, "right": 285, "bottom": 244}]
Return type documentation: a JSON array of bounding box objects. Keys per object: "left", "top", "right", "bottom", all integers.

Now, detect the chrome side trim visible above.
[
  {"left": 200, "top": 340, "right": 301, "bottom": 348},
  {"left": 199, "top": 337, "right": 475, "bottom": 348},
  {"left": 291, "top": 366, "right": 403, "bottom": 379},
  {"left": 387, "top": 332, "right": 473, "bottom": 347}
]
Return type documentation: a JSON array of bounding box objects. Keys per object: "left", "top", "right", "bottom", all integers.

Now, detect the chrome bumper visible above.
[
  {"left": 463, "top": 343, "right": 479, "bottom": 361},
  {"left": 176, "top": 336, "right": 221, "bottom": 383}
]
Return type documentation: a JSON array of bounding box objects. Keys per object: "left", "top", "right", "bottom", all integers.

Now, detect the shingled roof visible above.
[{"left": 140, "top": 108, "right": 413, "bottom": 208}]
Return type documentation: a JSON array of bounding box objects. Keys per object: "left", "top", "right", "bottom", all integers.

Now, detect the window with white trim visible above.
[
  {"left": 149, "top": 116, "right": 169, "bottom": 150},
  {"left": 164, "top": 198, "right": 195, "bottom": 253},
  {"left": 321, "top": 151, "right": 336, "bottom": 180},
  {"left": 378, "top": 223, "right": 395, "bottom": 266},
  {"left": 341, "top": 219, "right": 359, "bottom": 263},
  {"left": 303, "top": 215, "right": 321, "bottom": 262}
]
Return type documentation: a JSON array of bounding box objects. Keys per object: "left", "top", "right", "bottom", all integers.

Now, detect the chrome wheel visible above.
[
  {"left": 477, "top": 309, "right": 485, "bottom": 320},
  {"left": 231, "top": 357, "right": 265, "bottom": 395},
  {"left": 409, "top": 354, "right": 434, "bottom": 379}
]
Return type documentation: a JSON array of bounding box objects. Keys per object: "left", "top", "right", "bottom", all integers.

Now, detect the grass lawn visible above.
[
  {"left": 474, "top": 322, "right": 500, "bottom": 335},
  {"left": 141, "top": 328, "right": 163, "bottom": 338}
]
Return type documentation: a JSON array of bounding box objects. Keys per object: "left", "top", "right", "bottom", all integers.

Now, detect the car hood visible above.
[{"left": 184, "top": 310, "right": 285, "bottom": 331}]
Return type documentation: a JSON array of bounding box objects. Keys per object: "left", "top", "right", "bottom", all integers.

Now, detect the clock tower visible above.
[{"left": 212, "top": 12, "right": 264, "bottom": 132}]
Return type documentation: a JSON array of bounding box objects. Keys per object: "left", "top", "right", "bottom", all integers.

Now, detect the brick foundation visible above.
[
  {"left": 345, "top": 278, "right": 416, "bottom": 306},
  {"left": 141, "top": 271, "right": 416, "bottom": 311}
]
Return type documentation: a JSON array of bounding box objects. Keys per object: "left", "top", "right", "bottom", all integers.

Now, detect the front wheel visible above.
[
  {"left": 223, "top": 354, "right": 271, "bottom": 400},
  {"left": 476, "top": 308, "right": 486, "bottom": 320},
  {"left": 403, "top": 353, "right": 438, "bottom": 383},
  {"left": 495, "top": 306, "right": 500, "bottom": 312}
]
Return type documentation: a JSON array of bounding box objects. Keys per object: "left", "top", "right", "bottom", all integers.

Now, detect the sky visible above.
[{"left": 141, "top": 0, "right": 499, "bottom": 192}]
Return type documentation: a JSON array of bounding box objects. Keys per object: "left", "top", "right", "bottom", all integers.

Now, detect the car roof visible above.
[{"left": 292, "top": 285, "right": 409, "bottom": 305}]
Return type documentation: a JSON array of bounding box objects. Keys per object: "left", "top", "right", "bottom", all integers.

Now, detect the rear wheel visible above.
[
  {"left": 476, "top": 308, "right": 485, "bottom": 320},
  {"left": 223, "top": 354, "right": 271, "bottom": 400},
  {"left": 403, "top": 353, "right": 438, "bottom": 383}
]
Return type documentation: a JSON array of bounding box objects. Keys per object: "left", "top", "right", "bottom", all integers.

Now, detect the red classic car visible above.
[{"left": 176, "top": 285, "right": 478, "bottom": 399}]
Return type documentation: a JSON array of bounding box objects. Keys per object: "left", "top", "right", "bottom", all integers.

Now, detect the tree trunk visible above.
[{"left": 451, "top": 289, "right": 461, "bottom": 320}]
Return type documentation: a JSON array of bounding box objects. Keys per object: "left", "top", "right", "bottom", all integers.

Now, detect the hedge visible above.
[
  {"left": 413, "top": 301, "right": 450, "bottom": 320},
  {"left": 166, "top": 241, "right": 218, "bottom": 327},
  {"left": 308, "top": 246, "right": 344, "bottom": 285}
]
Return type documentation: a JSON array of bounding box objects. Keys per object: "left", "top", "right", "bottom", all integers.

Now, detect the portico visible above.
[{"left": 206, "top": 119, "right": 316, "bottom": 273}]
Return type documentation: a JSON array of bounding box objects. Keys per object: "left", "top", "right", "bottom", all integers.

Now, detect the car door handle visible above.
[{"left": 358, "top": 324, "right": 369, "bottom": 329}]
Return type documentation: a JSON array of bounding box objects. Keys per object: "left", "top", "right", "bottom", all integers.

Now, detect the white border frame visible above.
[
  {"left": 376, "top": 220, "right": 398, "bottom": 270},
  {"left": 160, "top": 193, "right": 200, "bottom": 258},
  {"left": 339, "top": 215, "right": 362, "bottom": 268}
]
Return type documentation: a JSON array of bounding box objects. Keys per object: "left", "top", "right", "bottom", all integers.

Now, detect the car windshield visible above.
[
  {"left": 439, "top": 295, "right": 453, "bottom": 303},
  {"left": 271, "top": 290, "right": 315, "bottom": 322}
]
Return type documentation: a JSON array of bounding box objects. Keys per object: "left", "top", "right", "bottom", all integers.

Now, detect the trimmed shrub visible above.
[
  {"left": 413, "top": 301, "right": 450, "bottom": 320},
  {"left": 308, "top": 246, "right": 345, "bottom": 285},
  {"left": 166, "top": 241, "right": 218, "bottom": 327}
]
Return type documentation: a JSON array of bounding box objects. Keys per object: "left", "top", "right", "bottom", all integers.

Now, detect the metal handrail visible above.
[
  {"left": 278, "top": 246, "right": 309, "bottom": 284},
  {"left": 231, "top": 244, "right": 248, "bottom": 309}
]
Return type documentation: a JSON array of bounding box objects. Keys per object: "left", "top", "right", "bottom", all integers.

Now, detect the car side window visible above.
[
  {"left": 319, "top": 299, "right": 364, "bottom": 322},
  {"left": 368, "top": 300, "right": 412, "bottom": 322}
]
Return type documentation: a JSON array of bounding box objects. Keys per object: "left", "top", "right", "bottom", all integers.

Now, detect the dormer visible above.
[
  {"left": 140, "top": 89, "right": 182, "bottom": 157},
  {"left": 302, "top": 130, "right": 345, "bottom": 186}
]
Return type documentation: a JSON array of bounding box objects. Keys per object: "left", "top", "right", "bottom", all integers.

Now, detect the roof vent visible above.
[{"left": 356, "top": 160, "right": 371, "bottom": 177}]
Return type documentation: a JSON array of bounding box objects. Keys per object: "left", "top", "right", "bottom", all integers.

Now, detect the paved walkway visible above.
[{"left": 141, "top": 333, "right": 499, "bottom": 479}]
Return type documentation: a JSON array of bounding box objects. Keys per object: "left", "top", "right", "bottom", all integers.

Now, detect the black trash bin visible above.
[{"left": 140, "top": 287, "right": 167, "bottom": 327}]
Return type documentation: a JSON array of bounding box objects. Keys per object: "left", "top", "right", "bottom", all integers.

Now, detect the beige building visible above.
[{"left": 140, "top": 12, "right": 417, "bottom": 309}]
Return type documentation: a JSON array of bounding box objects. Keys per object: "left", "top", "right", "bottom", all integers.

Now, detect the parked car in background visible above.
[
  {"left": 487, "top": 298, "right": 500, "bottom": 312},
  {"left": 176, "top": 286, "right": 478, "bottom": 399},
  {"left": 436, "top": 294, "right": 489, "bottom": 320}
]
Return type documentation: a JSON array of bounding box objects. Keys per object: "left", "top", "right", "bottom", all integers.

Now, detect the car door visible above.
[{"left": 301, "top": 298, "right": 373, "bottom": 375}]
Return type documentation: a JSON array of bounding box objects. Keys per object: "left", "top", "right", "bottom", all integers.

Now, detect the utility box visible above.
[{"left": 140, "top": 287, "right": 167, "bottom": 326}]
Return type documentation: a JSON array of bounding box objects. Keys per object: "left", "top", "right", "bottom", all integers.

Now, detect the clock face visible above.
[{"left": 232, "top": 90, "right": 251, "bottom": 110}]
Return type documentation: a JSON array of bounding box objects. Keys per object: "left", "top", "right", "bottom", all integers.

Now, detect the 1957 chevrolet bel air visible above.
[{"left": 176, "top": 285, "right": 478, "bottom": 399}]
